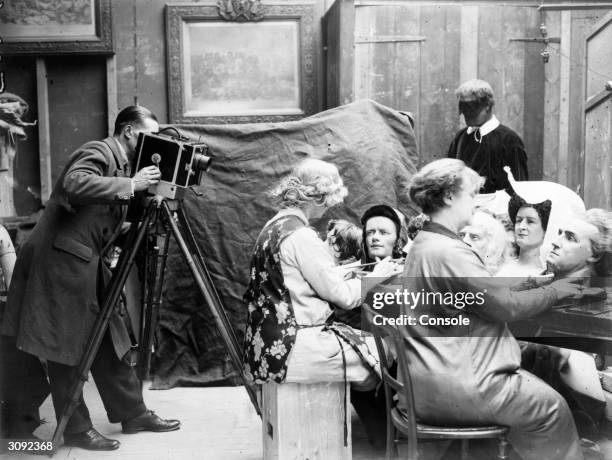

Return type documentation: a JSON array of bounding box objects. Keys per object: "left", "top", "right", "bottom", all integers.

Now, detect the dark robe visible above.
[{"left": 448, "top": 124, "right": 528, "bottom": 193}]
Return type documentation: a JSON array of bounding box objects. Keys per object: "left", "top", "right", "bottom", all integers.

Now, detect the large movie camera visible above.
[{"left": 134, "top": 129, "right": 212, "bottom": 200}]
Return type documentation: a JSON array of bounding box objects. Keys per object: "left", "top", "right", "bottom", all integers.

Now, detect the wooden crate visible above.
[{"left": 262, "top": 381, "right": 351, "bottom": 460}]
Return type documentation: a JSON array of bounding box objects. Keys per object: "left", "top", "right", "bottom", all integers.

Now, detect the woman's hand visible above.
[{"left": 368, "top": 256, "right": 403, "bottom": 279}]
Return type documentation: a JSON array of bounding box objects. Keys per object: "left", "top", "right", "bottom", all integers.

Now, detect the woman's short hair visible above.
[
  {"left": 326, "top": 219, "right": 362, "bottom": 263},
  {"left": 408, "top": 159, "right": 484, "bottom": 214},
  {"left": 113, "top": 106, "right": 158, "bottom": 136},
  {"left": 507, "top": 195, "right": 552, "bottom": 231},
  {"left": 272, "top": 158, "right": 348, "bottom": 208}
]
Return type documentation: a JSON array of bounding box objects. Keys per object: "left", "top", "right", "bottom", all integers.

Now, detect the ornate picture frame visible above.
[
  {"left": 166, "top": 3, "right": 316, "bottom": 124},
  {"left": 0, "top": 0, "right": 113, "bottom": 55}
]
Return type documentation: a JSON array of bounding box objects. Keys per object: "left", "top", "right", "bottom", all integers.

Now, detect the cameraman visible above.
[{"left": 1, "top": 106, "right": 180, "bottom": 451}]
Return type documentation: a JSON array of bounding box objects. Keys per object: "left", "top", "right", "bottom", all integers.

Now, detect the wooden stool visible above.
[{"left": 262, "top": 381, "right": 351, "bottom": 460}]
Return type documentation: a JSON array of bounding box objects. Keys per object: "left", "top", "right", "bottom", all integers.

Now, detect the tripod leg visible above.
[
  {"left": 138, "top": 226, "right": 171, "bottom": 381},
  {"left": 49, "top": 202, "right": 158, "bottom": 455},
  {"left": 160, "top": 201, "right": 261, "bottom": 417}
]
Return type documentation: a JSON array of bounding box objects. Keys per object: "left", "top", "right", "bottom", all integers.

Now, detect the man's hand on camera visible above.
[{"left": 132, "top": 166, "right": 161, "bottom": 192}]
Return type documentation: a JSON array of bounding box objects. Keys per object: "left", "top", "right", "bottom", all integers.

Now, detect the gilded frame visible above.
[
  {"left": 0, "top": 0, "right": 113, "bottom": 55},
  {"left": 166, "top": 3, "right": 316, "bottom": 124}
]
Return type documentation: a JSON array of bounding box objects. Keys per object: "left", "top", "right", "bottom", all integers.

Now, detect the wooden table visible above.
[{"left": 510, "top": 292, "right": 612, "bottom": 355}]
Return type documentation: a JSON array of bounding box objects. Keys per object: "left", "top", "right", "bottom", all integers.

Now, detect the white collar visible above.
[
  {"left": 466, "top": 115, "right": 500, "bottom": 138},
  {"left": 267, "top": 207, "right": 309, "bottom": 227}
]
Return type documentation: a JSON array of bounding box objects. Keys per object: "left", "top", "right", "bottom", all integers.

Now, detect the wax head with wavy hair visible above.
[
  {"left": 460, "top": 210, "right": 507, "bottom": 273},
  {"left": 326, "top": 219, "right": 363, "bottom": 264},
  {"left": 508, "top": 194, "right": 552, "bottom": 231},
  {"left": 585, "top": 208, "right": 612, "bottom": 261},
  {"left": 272, "top": 158, "right": 348, "bottom": 209},
  {"left": 409, "top": 159, "right": 484, "bottom": 215}
]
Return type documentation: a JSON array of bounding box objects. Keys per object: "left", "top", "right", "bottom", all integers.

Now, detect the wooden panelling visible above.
[
  {"left": 419, "top": 4, "right": 461, "bottom": 163},
  {"left": 522, "top": 6, "right": 546, "bottom": 181},
  {"left": 567, "top": 9, "right": 608, "bottom": 194},
  {"left": 557, "top": 10, "right": 572, "bottom": 186},
  {"left": 583, "top": 98, "right": 611, "bottom": 209},
  {"left": 542, "top": 10, "right": 562, "bottom": 182},
  {"left": 459, "top": 5, "right": 479, "bottom": 83},
  {"left": 478, "top": 5, "right": 527, "bottom": 136},
  {"left": 323, "top": 0, "right": 355, "bottom": 107},
  {"left": 45, "top": 56, "right": 107, "bottom": 184}
]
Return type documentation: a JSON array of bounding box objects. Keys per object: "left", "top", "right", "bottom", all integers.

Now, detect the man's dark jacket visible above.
[{"left": 2, "top": 137, "right": 134, "bottom": 365}]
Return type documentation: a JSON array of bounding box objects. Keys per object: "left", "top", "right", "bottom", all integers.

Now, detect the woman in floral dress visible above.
[{"left": 243, "top": 158, "right": 400, "bottom": 387}]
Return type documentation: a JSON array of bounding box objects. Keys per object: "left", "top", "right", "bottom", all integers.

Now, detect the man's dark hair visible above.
[{"left": 113, "top": 106, "right": 158, "bottom": 136}]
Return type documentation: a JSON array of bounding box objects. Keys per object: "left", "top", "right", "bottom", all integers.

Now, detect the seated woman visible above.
[
  {"left": 401, "top": 158, "right": 584, "bottom": 460},
  {"left": 243, "top": 158, "right": 400, "bottom": 387},
  {"left": 459, "top": 210, "right": 507, "bottom": 274},
  {"left": 496, "top": 194, "right": 552, "bottom": 277}
]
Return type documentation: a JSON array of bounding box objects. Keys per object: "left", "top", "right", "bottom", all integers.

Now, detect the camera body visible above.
[{"left": 134, "top": 132, "right": 211, "bottom": 199}]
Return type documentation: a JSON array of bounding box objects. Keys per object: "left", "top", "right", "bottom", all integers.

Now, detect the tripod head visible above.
[{"left": 134, "top": 128, "right": 212, "bottom": 200}]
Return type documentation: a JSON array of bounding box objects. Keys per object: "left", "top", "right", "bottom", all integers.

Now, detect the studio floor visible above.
[
  {"left": 0, "top": 380, "right": 385, "bottom": 460},
  {"left": 1, "top": 380, "right": 611, "bottom": 460}
]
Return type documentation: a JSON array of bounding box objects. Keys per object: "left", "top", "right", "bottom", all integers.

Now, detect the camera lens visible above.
[{"left": 193, "top": 153, "right": 212, "bottom": 172}]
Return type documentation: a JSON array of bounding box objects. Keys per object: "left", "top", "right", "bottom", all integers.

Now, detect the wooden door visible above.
[
  {"left": 583, "top": 12, "right": 612, "bottom": 209},
  {"left": 324, "top": 1, "right": 545, "bottom": 172}
]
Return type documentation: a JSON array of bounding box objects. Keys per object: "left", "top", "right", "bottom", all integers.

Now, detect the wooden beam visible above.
[
  {"left": 539, "top": 3, "right": 612, "bottom": 11},
  {"left": 460, "top": 5, "right": 479, "bottom": 83},
  {"left": 355, "top": 34, "right": 426, "bottom": 43},
  {"left": 106, "top": 55, "right": 118, "bottom": 137},
  {"left": 36, "top": 58, "right": 52, "bottom": 204},
  {"left": 542, "top": 10, "right": 561, "bottom": 182},
  {"left": 557, "top": 10, "right": 571, "bottom": 186}
]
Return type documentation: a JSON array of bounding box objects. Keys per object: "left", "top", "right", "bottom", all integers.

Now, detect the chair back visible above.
[{"left": 363, "top": 303, "right": 419, "bottom": 457}]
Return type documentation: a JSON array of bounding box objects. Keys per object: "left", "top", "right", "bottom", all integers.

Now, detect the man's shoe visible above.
[
  {"left": 63, "top": 428, "right": 120, "bottom": 451},
  {"left": 122, "top": 410, "right": 181, "bottom": 434}
]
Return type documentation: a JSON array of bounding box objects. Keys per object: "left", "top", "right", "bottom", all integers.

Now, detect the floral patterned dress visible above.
[
  {"left": 243, "top": 214, "right": 303, "bottom": 383},
  {"left": 243, "top": 211, "right": 380, "bottom": 385}
]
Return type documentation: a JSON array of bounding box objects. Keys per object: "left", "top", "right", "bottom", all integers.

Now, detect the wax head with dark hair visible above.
[
  {"left": 507, "top": 195, "right": 552, "bottom": 231},
  {"left": 113, "top": 106, "right": 158, "bottom": 136}
]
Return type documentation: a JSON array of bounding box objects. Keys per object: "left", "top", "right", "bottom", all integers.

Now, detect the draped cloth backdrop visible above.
[{"left": 151, "top": 99, "right": 419, "bottom": 388}]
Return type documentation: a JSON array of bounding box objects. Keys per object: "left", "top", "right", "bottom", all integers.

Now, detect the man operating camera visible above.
[{"left": 1, "top": 106, "right": 180, "bottom": 451}]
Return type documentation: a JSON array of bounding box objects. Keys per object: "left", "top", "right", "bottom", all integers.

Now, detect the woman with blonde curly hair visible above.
[{"left": 243, "top": 158, "right": 400, "bottom": 388}]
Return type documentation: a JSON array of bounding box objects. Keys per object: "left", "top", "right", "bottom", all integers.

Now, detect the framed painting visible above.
[
  {"left": 0, "top": 0, "right": 113, "bottom": 55},
  {"left": 166, "top": 3, "right": 316, "bottom": 124}
]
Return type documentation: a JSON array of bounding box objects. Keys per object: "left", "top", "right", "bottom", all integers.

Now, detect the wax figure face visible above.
[
  {"left": 515, "top": 206, "right": 545, "bottom": 250},
  {"left": 459, "top": 102, "right": 492, "bottom": 127},
  {"left": 546, "top": 217, "right": 598, "bottom": 276},
  {"left": 365, "top": 216, "right": 397, "bottom": 260},
  {"left": 460, "top": 223, "right": 487, "bottom": 257}
]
